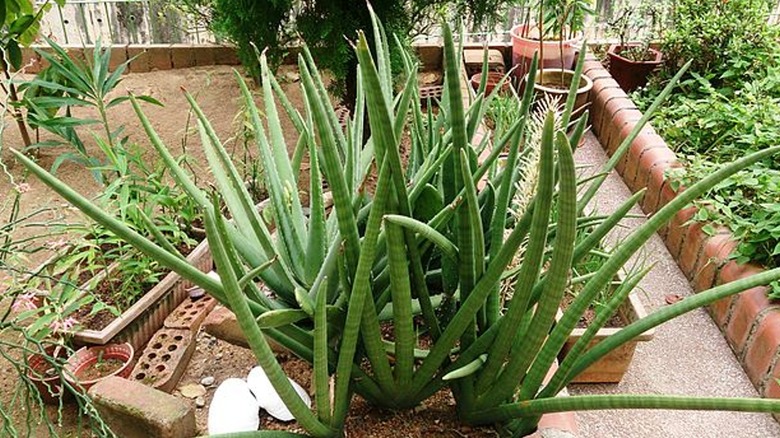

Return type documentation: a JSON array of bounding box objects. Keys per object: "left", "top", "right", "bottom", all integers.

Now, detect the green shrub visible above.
[
  {"left": 635, "top": 2, "right": 780, "bottom": 291},
  {"left": 660, "top": 0, "right": 780, "bottom": 88},
  {"left": 173, "top": 1, "right": 519, "bottom": 97}
]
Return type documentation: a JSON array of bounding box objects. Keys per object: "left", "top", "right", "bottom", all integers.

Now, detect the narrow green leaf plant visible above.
[{"left": 13, "top": 9, "right": 780, "bottom": 438}]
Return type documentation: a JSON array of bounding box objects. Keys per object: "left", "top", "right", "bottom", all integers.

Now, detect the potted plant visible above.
[
  {"left": 63, "top": 342, "right": 134, "bottom": 392},
  {"left": 554, "top": 246, "right": 655, "bottom": 383},
  {"left": 26, "top": 343, "right": 71, "bottom": 404},
  {"left": 511, "top": 0, "right": 594, "bottom": 78},
  {"left": 526, "top": 0, "right": 594, "bottom": 116},
  {"left": 9, "top": 279, "right": 90, "bottom": 404},
  {"left": 20, "top": 145, "right": 210, "bottom": 352},
  {"left": 606, "top": 0, "right": 666, "bottom": 92},
  {"left": 470, "top": 71, "right": 511, "bottom": 96}
]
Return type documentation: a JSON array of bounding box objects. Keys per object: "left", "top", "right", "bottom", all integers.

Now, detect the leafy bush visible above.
[
  {"left": 660, "top": 0, "right": 780, "bottom": 88},
  {"left": 173, "top": 1, "right": 519, "bottom": 97},
  {"left": 635, "top": 2, "right": 780, "bottom": 295}
]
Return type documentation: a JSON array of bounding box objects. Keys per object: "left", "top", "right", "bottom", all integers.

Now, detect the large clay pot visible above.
[
  {"left": 510, "top": 24, "right": 580, "bottom": 79},
  {"left": 64, "top": 343, "right": 134, "bottom": 392},
  {"left": 26, "top": 344, "right": 71, "bottom": 404},
  {"left": 470, "top": 72, "right": 511, "bottom": 95},
  {"left": 607, "top": 44, "right": 663, "bottom": 92},
  {"left": 530, "top": 69, "right": 593, "bottom": 117}
]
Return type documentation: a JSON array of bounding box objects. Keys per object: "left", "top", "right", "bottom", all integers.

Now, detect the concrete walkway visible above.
[{"left": 570, "top": 134, "right": 780, "bottom": 438}]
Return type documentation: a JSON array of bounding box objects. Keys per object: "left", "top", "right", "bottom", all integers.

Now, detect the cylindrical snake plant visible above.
[{"left": 14, "top": 9, "right": 780, "bottom": 438}]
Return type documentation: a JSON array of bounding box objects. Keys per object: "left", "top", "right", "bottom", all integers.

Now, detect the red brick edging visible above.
[{"left": 583, "top": 52, "right": 780, "bottom": 402}]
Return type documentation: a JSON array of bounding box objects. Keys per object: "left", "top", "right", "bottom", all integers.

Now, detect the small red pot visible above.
[
  {"left": 470, "top": 72, "right": 511, "bottom": 95},
  {"left": 26, "top": 344, "right": 71, "bottom": 404},
  {"left": 64, "top": 343, "right": 134, "bottom": 392},
  {"left": 607, "top": 44, "right": 663, "bottom": 92}
]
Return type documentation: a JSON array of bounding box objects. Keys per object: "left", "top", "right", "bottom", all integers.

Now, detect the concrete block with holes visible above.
[
  {"left": 164, "top": 294, "right": 217, "bottom": 332},
  {"left": 130, "top": 328, "right": 195, "bottom": 393}
]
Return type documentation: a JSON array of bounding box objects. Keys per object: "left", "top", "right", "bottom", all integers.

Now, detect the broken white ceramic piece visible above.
[
  {"left": 247, "top": 366, "right": 311, "bottom": 422},
  {"left": 207, "top": 378, "right": 260, "bottom": 434}
]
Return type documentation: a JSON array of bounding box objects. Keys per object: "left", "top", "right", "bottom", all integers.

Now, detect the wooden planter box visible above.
[
  {"left": 559, "top": 293, "right": 654, "bottom": 383},
  {"left": 71, "top": 239, "right": 212, "bottom": 351}
]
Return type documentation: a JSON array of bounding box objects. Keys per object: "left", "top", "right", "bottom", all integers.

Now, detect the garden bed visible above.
[{"left": 582, "top": 52, "right": 780, "bottom": 403}]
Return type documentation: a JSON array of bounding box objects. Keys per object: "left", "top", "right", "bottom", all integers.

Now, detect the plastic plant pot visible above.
[
  {"left": 64, "top": 342, "right": 134, "bottom": 393},
  {"left": 26, "top": 344, "right": 71, "bottom": 404},
  {"left": 607, "top": 44, "right": 663, "bottom": 92},
  {"left": 470, "top": 72, "right": 511, "bottom": 95}
]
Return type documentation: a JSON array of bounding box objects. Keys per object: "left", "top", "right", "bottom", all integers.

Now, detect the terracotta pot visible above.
[
  {"left": 607, "top": 44, "right": 663, "bottom": 92},
  {"left": 26, "top": 344, "right": 71, "bottom": 404},
  {"left": 470, "top": 72, "right": 510, "bottom": 95},
  {"left": 559, "top": 294, "right": 655, "bottom": 383},
  {"left": 64, "top": 343, "right": 134, "bottom": 392},
  {"left": 530, "top": 69, "right": 593, "bottom": 117},
  {"left": 510, "top": 24, "right": 580, "bottom": 79}
]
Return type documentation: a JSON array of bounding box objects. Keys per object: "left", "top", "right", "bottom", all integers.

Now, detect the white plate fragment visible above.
[
  {"left": 207, "top": 378, "right": 260, "bottom": 434},
  {"left": 247, "top": 366, "right": 311, "bottom": 422}
]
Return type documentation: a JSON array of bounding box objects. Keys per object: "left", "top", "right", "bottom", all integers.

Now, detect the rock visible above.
[
  {"left": 203, "top": 306, "right": 285, "bottom": 352},
  {"left": 180, "top": 384, "right": 206, "bottom": 399},
  {"left": 281, "top": 70, "right": 300, "bottom": 83},
  {"left": 195, "top": 397, "right": 206, "bottom": 408},
  {"left": 665, "top": 294, "right": 683, "bottom": 305},
  {"left": 88, "top": 377, "right": 196, "bottom": 438},
  {"left": 208, "top": 378, "right": 260, "bottom": 435},
  {"left": 201, "top": 376, "right": 215, "bottom": 387},
  {"left": 203, "top": 306, "right": 250, "bottom": 348}
]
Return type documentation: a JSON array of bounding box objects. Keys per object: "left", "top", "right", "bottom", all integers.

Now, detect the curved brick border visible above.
[{"left": 582, "top": 52, "right": 780, "bottom": 403}]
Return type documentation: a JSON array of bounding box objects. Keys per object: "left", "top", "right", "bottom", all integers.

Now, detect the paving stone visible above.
[
  {"left": 462, "top": 48, "right": 505, "bottom": 76},
  {"left": 88, "top": 376, "right": 195, "bottom": 438},
  {"left": 202, "top": 305, "right": 284, "bottom": 352}
]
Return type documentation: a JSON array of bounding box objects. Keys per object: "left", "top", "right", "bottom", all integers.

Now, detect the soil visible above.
[
  {"left": 182, "top": 331, "right": 497, "bottom": 437},
  {"left": 539, "top": 75, "right": 569, "bottom": 90},
  {"left": 76, "top": 358, "right": 125, "bottom": 382},
  {"left": 613, "top": 46, "right": 658, "bottom": 63},
  {"left": 560, "top": 293, "right": 625, "bottom": 329}
]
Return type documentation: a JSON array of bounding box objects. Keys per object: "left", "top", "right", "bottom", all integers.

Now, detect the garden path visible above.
[{"left": 572, "top": 133, "right": 780, "bottom": 437}]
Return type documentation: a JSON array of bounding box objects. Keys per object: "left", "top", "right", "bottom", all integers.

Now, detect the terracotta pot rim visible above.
[
  {"left": 510, "top": 24, "right": 582, "bottom": 45},
  {"left": 530, "top": 69, "right": 594, "bottom": 95},
  {"left": 607, "top": 44, "right": 663, "bottom": 64},
  {"left": 63, "top": 342, "right": 134, "bottom": 387}
]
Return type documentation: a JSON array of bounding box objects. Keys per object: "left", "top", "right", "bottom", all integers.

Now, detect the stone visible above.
[
  {"left": 203, "top": 306, "right": 250, "bottom": 348},
  {"left": 195, "top": 397, "right": 206, "bottom": 408},
  {"left": 201, "top": 376, "right": 215, "bottom": 387},
  {"left": 203, "top": 306, "right": 286, "bottom": 352},
  {"left": 88, "top": 377, "right": 195, "bottom": 438},
  {"left": 180, "top": 383, "right": 206, "bottom": 399}
]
